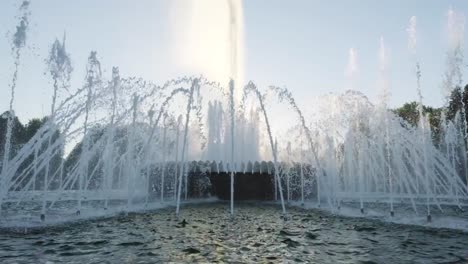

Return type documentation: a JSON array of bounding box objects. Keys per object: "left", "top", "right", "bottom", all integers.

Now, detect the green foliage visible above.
[
  {"left": 1, "top": 112, "right": 62, "bottom": 169},
  {"left": 393, "top": 84, "right": 468, "bottom": 144},
  {"left": 446, "top": 85, "right": 468, "bottom": 124},
  {"left": 394, "top": 101, "right": 420, "bottom": 126},
  {"left": 393, "top": 101, "right": 443, "bottom": 141},
  {"left": 0, "top": 112, "right": 27, "bottom": 155},
  {"left": 0, "top": 113, "right": 50, "bottom": 150},
  {"left": 24, "top": 117, "right": 47, "bottom": 140}
]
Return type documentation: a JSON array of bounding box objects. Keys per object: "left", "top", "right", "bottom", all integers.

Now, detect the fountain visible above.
[{"left": 0, "top": 1, "right": 467, "bottom": 230}]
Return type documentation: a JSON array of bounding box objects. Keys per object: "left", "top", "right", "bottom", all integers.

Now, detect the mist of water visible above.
[
  {"left": 1, "top": 3, "right": 468, "bottom": 227},
  {"left": 172, "top": 0, "right": 244, "bottom": 101},
  {"left": 1, "top": 1, "right": 31, "bottom": 184},
  {"left": 345, "top": 48, "right": 359, "bottom": 90}
]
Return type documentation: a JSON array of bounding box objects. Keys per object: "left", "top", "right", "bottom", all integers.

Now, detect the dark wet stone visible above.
[{"left": 182, "top": 247, "right": 200, "bottom": 254}]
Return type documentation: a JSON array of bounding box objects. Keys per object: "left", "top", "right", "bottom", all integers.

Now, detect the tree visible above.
[
  {"left": 0, "top": 112, "right": 64, "bottom": 190},
  {"left": 394, "top": 101, "right": 442, "bottom": 142},
  {"left": 0, "top": 111, "right": 26, "bottom": 160}
]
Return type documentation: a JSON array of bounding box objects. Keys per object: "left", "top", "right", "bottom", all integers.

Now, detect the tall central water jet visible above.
[
  {"left": 172, "top": 0, "right": 244, "bottom": 100},
  {"left": 172, "top": 0, "right": 244, "bottom": 215}
]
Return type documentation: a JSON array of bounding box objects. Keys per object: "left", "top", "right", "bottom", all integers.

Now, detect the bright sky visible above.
[{"left": 0, "top": 0, "right": 467, "bottom": 124}]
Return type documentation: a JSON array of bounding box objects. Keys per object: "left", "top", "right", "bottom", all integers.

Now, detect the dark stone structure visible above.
[
  {"left": 205, "top": 171, "right": 274, "bottom": 200},
  {"left": 185, "top": 161, "right": 276, "bottom": 200},
  {"left": 148, "top": 161, "right": 315, "bottom": 201}
]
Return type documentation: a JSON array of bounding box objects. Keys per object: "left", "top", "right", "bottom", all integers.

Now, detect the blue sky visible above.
[{"left": 0, "top": 0, "right": 467, "bottom": 123}]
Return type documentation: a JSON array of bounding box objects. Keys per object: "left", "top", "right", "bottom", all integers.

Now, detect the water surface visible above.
[{"left": 1, "top": 202, "right": 467, "bottom": 263}]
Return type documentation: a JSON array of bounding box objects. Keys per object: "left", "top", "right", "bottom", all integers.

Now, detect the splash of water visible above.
[
  {"left": 176, "top": 79, "right": 199, "bottom": 217},
  {"left": 444, "top": 7, "right": 465, "bottom": 97},
  {"left": 244, "top": 82, "right": 286, "bottom": 214},
  {"left": 77, "top": 51, "right": 102, "bottom": 214},
  {"left": 1, "top": 2, "right": 468, "bottom": 228},
  {"left": 379, "top": 37, "right": 390, "bottom": 104},
  {"left": 448, "top": 7, "right": 465, "bottom": 52},
  {"left": 407, "top": 16, "right": 417, "bottom": 53},
  {"left": 345, "top": 48, "right": 359, "bottom": 90},
  {"left": 39, "top": 34, "right": 73, "bottom": 219},
  {"left": 1, "top": 1, "right": 31, "bottom": 195},
  {"left": 444, "top": 8, "right": 467, "bottom": 185}
]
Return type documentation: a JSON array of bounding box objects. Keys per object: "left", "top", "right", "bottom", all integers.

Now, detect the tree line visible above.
[{"left": 394, "top": 84, "right": 468, "bottom": 143}]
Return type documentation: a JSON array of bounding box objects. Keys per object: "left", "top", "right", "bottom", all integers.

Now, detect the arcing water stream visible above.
[{"left": 0, "top": 1, "right": 467, "bottom": 233}]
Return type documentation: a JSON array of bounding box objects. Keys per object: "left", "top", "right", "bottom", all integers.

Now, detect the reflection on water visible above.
[{"left": 1, "top": 202, "right": 467, "bottom": 263}]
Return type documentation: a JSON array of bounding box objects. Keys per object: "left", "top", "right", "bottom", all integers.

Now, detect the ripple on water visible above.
[{"left": 0, "top": 202, "right": 467, "bottom": 263}]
